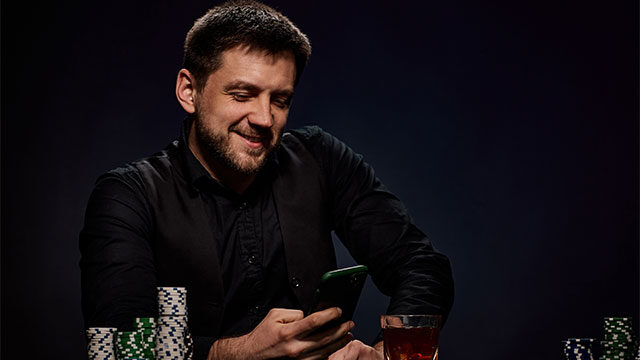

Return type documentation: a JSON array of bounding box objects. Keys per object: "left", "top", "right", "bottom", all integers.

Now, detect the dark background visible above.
[{"left": 2, "top": 0, "right": 638, "bottom": 358}]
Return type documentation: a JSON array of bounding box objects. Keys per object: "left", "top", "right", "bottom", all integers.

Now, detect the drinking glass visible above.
[{"left": 380, "top": 314, "right": 441, "bottom": 360}]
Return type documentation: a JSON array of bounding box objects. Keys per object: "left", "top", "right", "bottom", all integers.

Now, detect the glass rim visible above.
[{"left": 380, "top": 314, "right": 442, "bottom": 329}]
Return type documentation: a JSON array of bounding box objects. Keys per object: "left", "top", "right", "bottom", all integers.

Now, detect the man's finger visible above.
[
  {"left": 285, "top": 307, "right": 342, "bottom": 335},
  {"left": 298, "top": 319, "right": 354, "bottom": 353},
  {"left": 298, "top": 332, "right": 354, "bottom": 360},
  {"left": 328, "top": 340, "right": 384, "bottom": 360},
  {"left": 307, "top": 320, "right": 353, "bottom": 341},
  {"left": 267, "top": 308, "right": 305, "bottom": 324}
]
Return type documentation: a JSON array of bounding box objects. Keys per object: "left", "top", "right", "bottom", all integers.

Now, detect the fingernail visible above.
[
  {"left": 336, "top": 307, "right": 342, "bottom": 316},
  {"left": 349, "top": 321, "right": 355, "bottom": 329}
]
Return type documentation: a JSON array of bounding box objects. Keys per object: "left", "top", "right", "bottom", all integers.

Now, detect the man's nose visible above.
[{"left": 248, "top": 96, "right": 274, "bottom": 128}]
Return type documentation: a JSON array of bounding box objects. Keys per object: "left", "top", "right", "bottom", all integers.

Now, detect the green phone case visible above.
[{"left": 309, "top": 265, "right": 369, "bottom": 321}]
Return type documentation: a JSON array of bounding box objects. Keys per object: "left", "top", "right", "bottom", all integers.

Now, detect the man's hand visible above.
[
  {"left": 327, "top": 340, "right": 384, "bottom": 360},
  {"left": 208, "top": 307, "right": 354, "bottom": 360}
]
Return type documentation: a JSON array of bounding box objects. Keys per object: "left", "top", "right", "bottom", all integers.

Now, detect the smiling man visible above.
[
  {"left": 182, "top": 46, "right": 295, "bottom": 194},
  {"left": 80, "top": 1, "right": 454, "bottom": 360}
]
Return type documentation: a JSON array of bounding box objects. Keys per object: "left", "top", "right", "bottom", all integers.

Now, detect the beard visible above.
[{"left": 192, "top": 114, "right": 283, "bottom": 176}]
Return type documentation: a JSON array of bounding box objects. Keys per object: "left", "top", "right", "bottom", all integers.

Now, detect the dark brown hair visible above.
[{"left": 183, "top": 0, "right": 312, "bottom": 91}]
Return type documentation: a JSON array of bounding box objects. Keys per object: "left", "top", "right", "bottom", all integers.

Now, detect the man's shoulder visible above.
[
  {"left": 98, "top": 140, "right": 184, "bottom": 188},
  {"left": 282, "top": 125, "right": 355, "bottom": 165},
  {"left": 282, "top": 125, "right": 340, "bottom": 155},
  {"left": 284, "top": 125, "right": 332, "bottom": 146}
]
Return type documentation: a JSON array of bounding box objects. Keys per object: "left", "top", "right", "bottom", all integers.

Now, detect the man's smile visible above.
[{"left": 232, "top": 129, "right": 270, "bottom": 149}]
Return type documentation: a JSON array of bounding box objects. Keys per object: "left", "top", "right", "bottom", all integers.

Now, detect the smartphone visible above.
[{"left": 307, "top": 265, "right": 368, "bottom": 325}]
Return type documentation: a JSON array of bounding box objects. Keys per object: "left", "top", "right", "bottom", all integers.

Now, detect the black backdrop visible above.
[{"left": 2, "top": 0, "right": 638, "bottom": 359}]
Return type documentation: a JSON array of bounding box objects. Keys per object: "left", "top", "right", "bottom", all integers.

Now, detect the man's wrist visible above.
[{"left": 208, "top": 334, "right": 252, "bottom": 360}]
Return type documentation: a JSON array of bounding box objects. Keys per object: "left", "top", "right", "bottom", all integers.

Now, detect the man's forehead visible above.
[
  {"left": 219, "top": 45, "right": 295, "bottom": 67},
  {"left": 207, "top": 45, "right": 296, "bottom": 89}
]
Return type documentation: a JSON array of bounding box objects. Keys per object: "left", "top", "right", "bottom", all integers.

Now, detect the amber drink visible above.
[{"left": 381, "top": 315, "right": 441, "bottom": 360}]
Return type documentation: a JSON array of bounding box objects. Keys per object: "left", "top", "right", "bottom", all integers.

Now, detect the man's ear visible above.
[{"left": 176, "top": 69, "right": 197, "bottom": 114}]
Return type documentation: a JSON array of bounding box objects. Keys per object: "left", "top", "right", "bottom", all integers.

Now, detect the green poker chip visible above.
[
  {"left": 135, "top": 317, "right": 157, "bottom": 328},
  {"left": 599, "top": 316, "right": 638, "bottom": 360},
  {"left": 115, "top": 330, "right": 152, "bottom": 360}
]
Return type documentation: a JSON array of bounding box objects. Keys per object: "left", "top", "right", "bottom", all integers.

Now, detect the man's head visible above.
[
  {"left": 176, "top": 1, "right": 311, "bottom": 189},
  {"left": 183, "top": 0, "right": 311, "bottom": 93}
]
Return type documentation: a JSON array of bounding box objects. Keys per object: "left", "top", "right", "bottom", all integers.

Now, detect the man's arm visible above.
[
  {"left": 296, "top": 127, "right": 455, "bottom": 322},
  {"left": 79, "top": 170, "right": 157, "bottom": 329}
]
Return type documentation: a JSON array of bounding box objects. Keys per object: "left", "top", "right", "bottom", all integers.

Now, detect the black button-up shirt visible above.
[
  {"left": 80, "top": 120, "right": 454, "bottom": 357},
  {"left": 182, "top": 122, "right": 299, "bottom": 337}
]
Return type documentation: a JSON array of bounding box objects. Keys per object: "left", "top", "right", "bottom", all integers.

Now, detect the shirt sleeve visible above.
[
  {"left": 79, "top": 168, "right": 158, "bottom": 331},
  {"left": 293, "top": 126, "right": 454, "bottom": 324}
]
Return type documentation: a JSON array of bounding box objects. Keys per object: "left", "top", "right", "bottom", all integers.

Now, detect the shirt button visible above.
[
  {"left": 248, "top": 255, "right": 257, "bottom": 265},
  {"left": 291, "top": 277, "right": 302, "bottom": 288}
]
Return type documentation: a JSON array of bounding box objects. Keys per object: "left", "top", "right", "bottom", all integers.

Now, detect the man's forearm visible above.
[{"left": 208, "top": 334, "right": 252, "bottom": 360}]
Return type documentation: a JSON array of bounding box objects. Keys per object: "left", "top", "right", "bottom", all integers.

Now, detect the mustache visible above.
[{"left": 229, "top": 124, "right": 273, "bottom": 140}]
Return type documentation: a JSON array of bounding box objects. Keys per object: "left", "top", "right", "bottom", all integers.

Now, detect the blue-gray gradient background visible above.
[{"left": 2, "top": 0, "right": 638, "bottom": 358}]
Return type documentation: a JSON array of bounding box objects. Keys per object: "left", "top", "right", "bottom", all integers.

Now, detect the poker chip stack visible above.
[
  {"left": 600, "top": 317, "right": 637, "bottom": 360},
  {"left": 562, "top": 338, "right": 595, "bottom": 360},
  {"left": 134, "top": 317, "right": 157, "bottom": 360},
  {"left": 116, "top": 330, "right": 148, "bottom": 359},
  {"left": 156, "top": 287, "right": 193, "bottom": 360},
  {"left": 86, "top": 327, "right": 117, "bottom": 360}
]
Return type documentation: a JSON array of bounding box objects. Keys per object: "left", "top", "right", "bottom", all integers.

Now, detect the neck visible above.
[{"left": 187, "top": 124, "right": 255, "bottom": 194}]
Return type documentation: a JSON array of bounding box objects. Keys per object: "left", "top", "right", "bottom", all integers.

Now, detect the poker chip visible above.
[
  {"left": 562, "top": 317, "right": 638, "bottom": 360},
  {"left": 598, "top": 317, "right": 638, "bottom": 360},
  {"left": 85, "top": 287, "right": 194, "bottom": 360},
  {"left": 86, "top": 327, "right": 117, "bottom": 360},
  {"left": 158, "top": 287, "right": 188, "bottom": 317},
  {"left": 116, "top": 330, "right": 154, "bottom": 360},
  {"left": 562, "top": 338, "right": 596, "bottom": 360},
  {"left": 135, "top": 317, "right": 157, "bottom": 360},
  {"left": 156, "top": 287, "right": 193, "bottom": 360}
]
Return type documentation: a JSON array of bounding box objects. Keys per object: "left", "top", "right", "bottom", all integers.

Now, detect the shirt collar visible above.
[{"left": 178, "top": 117, "right": 215, "bottom": 191}]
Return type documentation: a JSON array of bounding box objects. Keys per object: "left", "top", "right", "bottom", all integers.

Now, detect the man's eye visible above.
[
  {"left": 232, "top": 93, "right": 251, "bottom": 102},
  {"left": 272, "top": 97, "right": 290, "bottom": 109}
]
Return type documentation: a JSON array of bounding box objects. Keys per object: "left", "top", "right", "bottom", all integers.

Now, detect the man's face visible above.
[{"left": 192, "top": 46, "right": 296, "bottom": 176}]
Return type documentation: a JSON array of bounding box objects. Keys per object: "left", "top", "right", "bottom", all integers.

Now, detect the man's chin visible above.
[
  {"left": 230, "top": 152, "right": 268, "bottom": 175},
  {"left": 214, "top": 135, "right": 280, "bottom": 176}
]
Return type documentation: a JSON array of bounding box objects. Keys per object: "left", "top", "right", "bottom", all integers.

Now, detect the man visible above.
[{"left": 80, "top": 1, "right": 454, "bottom": 359}]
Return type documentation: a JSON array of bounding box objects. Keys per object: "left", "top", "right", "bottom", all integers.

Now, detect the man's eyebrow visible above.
[
  {"left": 222, "top": 81, "right": 294, "bottom": 98},
  {"left": 272, "top": 89, "right": 295, "bottom": 99},
  {"left": 223, "top": 81, "right": 261, "bottom": 93}
]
